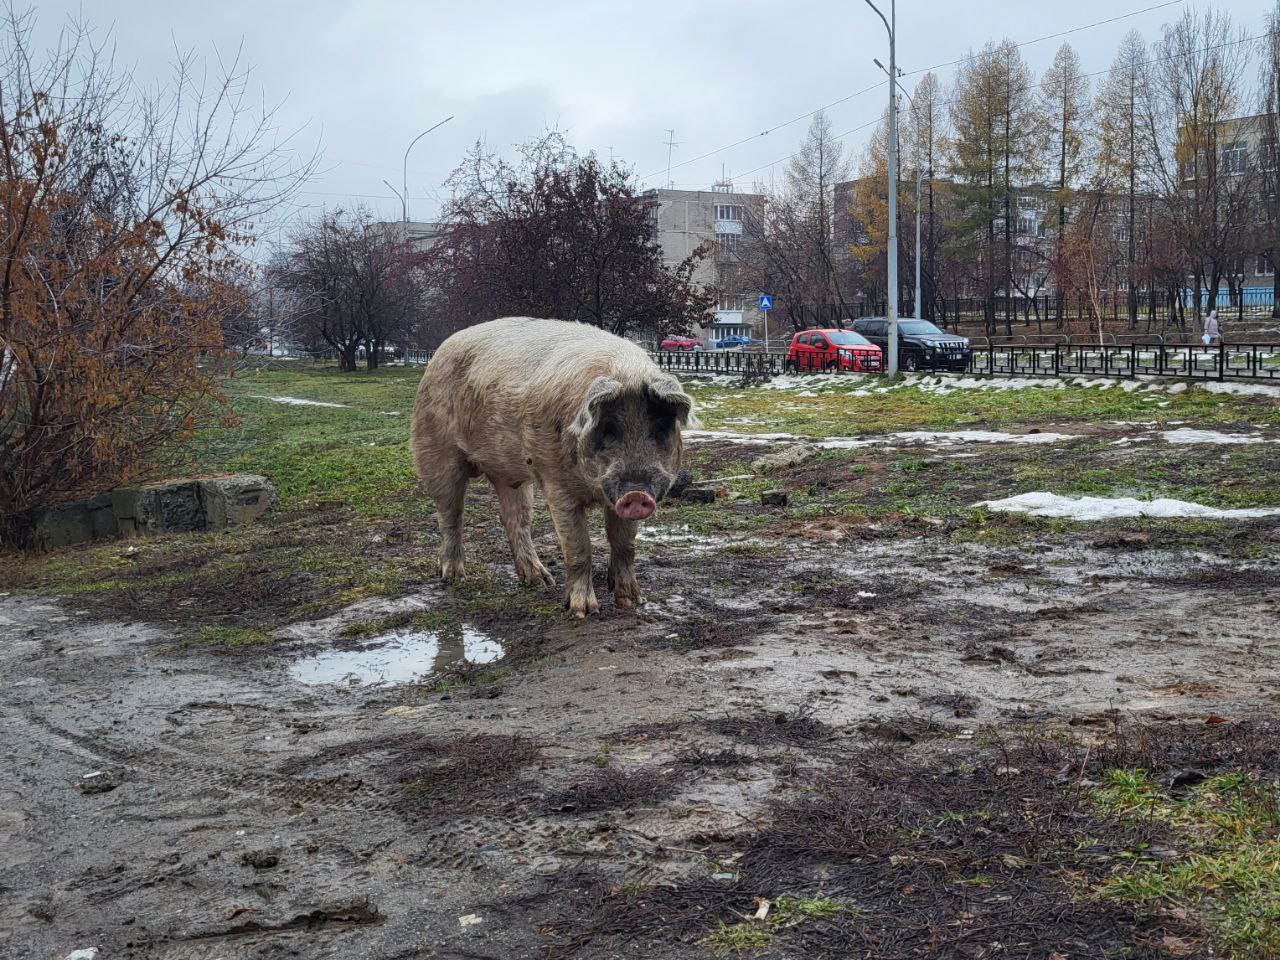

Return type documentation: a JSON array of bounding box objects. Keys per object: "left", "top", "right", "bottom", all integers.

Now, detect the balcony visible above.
[{"left": 714, "top": 218, "right": 743, "bottom": 235}]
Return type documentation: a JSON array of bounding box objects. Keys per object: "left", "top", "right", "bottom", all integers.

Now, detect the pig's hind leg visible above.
[
  {"left": 605, "top": 511, "right": 642, "bottom": 609},
  {"left": 422, "top": 448, "right": 471, "bottom": 581},
  {"left": 494, "top": 480, "right": 555, "bottom": 587}
]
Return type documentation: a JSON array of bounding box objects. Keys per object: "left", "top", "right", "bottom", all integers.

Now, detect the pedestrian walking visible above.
[{"left": 1202, "top": 309, "right": 1220, "bottom": 346}]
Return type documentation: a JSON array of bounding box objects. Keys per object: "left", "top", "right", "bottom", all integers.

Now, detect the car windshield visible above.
[
  {"left": 898, "top": 321, "right": 946, "bottom": 336},
  {"left": 828, "top": 332, "right": 871, "bottom": 346}
]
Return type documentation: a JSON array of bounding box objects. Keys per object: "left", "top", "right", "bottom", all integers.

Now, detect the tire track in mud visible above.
[{"left": 17, "top": 709, "right": 402, "bottom": 817}]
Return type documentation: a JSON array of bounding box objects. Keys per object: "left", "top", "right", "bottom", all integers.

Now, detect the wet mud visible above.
[{"left": 3, "top": 431, "right": 1280, "bottom": 959}]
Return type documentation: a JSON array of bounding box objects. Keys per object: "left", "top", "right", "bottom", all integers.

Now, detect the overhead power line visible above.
[{"left": 640, "top": 0, "right": 1188, "bottom": 186}]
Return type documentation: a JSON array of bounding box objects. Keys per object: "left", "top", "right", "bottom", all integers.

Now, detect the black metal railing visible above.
[
  {"left": 964, "top": 342, "right": 1280, "bottom": 382},
  {"left": 652, "top": 349, "right": 782, "bottom": 378}
]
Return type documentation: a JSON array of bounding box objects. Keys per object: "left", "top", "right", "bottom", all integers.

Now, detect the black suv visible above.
[{"left": 850, "top": 317, "right": 971, "bottom": 372}]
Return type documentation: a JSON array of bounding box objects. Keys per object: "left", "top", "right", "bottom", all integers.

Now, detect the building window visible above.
[
  {"left": 1221, "top": 144, "right": 1246, "bottom": 175},
  {"left": 718, "top": 294, "right": 745, "bottom": 312},
  {"left": 1261, "top": 142, "right": 1278, "bottom": 173},
  {"left": 715, "top": 204, "right": 743, "bottom": 222},
  {"left": 1260, "top": 253, "right": 1274, "bottom": 275},
  {"left": 716, "top": 232, "right": 741, "bottom": 258},
  {"left": 1117, "top": 224, "right": 1130, "bottom": 242}
]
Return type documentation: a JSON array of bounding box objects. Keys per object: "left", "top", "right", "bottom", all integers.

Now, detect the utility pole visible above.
[
  {"left": 864, "top": 0, "right": 898, "bottom": 375},
  {"left": 877, "top": 58, "right": 923, "bottom": 321},
  {"left": 663, "top": 129, "right": 680, "bottom": 189}
]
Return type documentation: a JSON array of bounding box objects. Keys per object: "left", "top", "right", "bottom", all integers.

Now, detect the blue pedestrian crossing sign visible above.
[{"left": 758, "top": 294, "right": 773, "bottom": 311}]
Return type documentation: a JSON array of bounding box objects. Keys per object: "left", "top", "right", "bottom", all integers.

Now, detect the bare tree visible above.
[
  {"left": 428, "top": 132, "right": 713, "bottom": 340},
  {"left": 1149, "top": 8, "right": 1253, "bottom": 321},
  {"left": 274, "top": 210, "right": 425, "bottom": 371},
  {"left": 742, "top": 110, "right": 855, "bottom": 328},
  {"left": 1259, "top": 2, "right": 1280, "bottom": 318}
]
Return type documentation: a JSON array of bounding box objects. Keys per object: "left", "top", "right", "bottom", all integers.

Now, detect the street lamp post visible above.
[
  {"left": 876, "top": 59, "right": 923, "bottom": 321},
  {"left": 864, "top": 0, "right": 898, "bottom": 375},
  {"left": 396, "top": 116, "right": 453, "bottom": 223}
]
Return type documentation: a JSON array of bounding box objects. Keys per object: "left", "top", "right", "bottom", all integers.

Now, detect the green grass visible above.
[
  {"left": 205, "top": 364, "right": 425, "bottom": 519},
  {"left": 1094, "top": 767, "right": 1280, "bottom": 958},
  {"left": 700, "top": 921, "right": 771, "bottom": 956},
  {"left": 183, "top": 626, "right": 274, "bottom": 648},
  {"left": 770, "top": 894, "right": 845, "bottom": 925},
  {"left": 688, "top": 373, "right": 1279, "bottom": 436}
]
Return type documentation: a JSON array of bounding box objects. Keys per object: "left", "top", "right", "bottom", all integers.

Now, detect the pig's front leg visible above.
[
  {"left": 545, "top": 487, "right": 599, "bottom": 618},
  {"left": 605, "top": 510, "right": 641, "bottom": 609}
]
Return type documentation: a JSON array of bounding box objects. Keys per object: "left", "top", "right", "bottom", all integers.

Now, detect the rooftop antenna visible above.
[{"left": 663, "top": 128, "right": 680, "bottom": 188}]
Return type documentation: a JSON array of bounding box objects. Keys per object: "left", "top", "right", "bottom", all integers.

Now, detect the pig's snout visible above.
[{"left": 615, "top": 490, "right": 656, "bottom": 521}]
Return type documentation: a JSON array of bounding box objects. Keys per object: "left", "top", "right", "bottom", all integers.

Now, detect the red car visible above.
[
  {"left": 660, "top": 335, "right": 703, "bottom": 351},
  {"left": 785, "top": 329, "right": 883, "bottom": 373}
]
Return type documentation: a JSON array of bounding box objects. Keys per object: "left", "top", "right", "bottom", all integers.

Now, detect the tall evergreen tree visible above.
[{"left": 1041, "top": 42, "right": 1091, "bottom": 326}]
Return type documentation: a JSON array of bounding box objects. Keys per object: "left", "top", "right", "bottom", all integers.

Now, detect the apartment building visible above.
[{"left": 647, "top": 185, "right": 765, "bottom": 342}]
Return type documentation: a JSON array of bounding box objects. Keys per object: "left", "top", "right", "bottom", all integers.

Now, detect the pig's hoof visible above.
[
  {"left": 517, "top": 558, "right": 556, "bottom": 587},
  {"left": 611, "top": 575, "right": 642, "bottom": 609},
  {"left": 440, "top": 557, "right": 466, "bottom": 581},
  {"left": 565, "top": 586, "right": 600, "bottom": 618}
]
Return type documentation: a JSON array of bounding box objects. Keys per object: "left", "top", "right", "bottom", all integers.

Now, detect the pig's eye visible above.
[
  {"left": 596, "top": 421, "right": 620, "bottom": 448},
  {"left": 649, "top": 410, "right": 675, "bottom": 442}
]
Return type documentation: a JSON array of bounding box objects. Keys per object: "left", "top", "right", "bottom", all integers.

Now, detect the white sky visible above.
[{"left": 30, "top": 0, "right": 1278, "bottom": 242}]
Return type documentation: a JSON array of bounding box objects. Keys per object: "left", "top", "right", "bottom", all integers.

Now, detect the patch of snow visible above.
[
  {"left": 1201, "top": 381, "right": 1280, "bottom": 398},
  {"left": 978, "top": 492, "right": 1280, "bottom": 521},
  {"left": 684, "top": 429, "right": 1074, "bottom": 448},
  {"left": 250, "top": 395, "right": 349, "bottom": 408},
  {"left": 1161, "top": 428, "right": 1265, "bottom": 445}
]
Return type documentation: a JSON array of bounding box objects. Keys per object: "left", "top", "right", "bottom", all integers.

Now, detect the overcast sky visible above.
[{"left": 30, "top": 0, "right": 1278, "bottom": 241}]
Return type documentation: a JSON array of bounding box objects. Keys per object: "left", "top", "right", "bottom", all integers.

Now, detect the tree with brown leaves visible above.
[{"left": 0, "top": 9, "right": 310, "bottom": 547}]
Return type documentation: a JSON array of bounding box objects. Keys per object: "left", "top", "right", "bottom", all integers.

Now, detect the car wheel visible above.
[
  {"left": 826, "top": 361, "right": 839, "bottom": 372},
  {"left": 903, "top": 353, "right": 919, "bottom": 372},
  {"left": 784, "top": 360, "right": 797, "bottom": 374}
]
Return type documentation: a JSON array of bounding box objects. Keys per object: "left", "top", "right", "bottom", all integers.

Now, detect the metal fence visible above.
[
  {"left": 789, "top": 293, "right": 1280, "bottom": 333},
  {"left": 650, "top": 341, "right": 1280, "bottom": 383},
  {"left": 651, "top": 349, "right": 782, "bottom": 378},
  {"left": 343, "top": 338, "right": 1278, "bottom": 384},
  {"left": 965, "top": 341, "right": 1280, "bottom": 382}
]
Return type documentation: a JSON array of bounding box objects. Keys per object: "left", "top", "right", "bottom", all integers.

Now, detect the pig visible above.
[{"left": 410, "top": 317, "right": 697, "bottom": 617}]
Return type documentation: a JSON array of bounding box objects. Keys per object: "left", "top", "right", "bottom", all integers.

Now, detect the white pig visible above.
[{"left": 410, "top": 317, "right": 696, "bottom": 617}]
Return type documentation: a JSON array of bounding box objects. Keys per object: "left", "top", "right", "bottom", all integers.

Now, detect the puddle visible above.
[{"left": 288, "top": 628, "right": 503, "bottom": 686}]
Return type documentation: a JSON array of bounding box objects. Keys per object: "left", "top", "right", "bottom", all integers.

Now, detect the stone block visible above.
[
  {"left": 33, "top": 496, "right": 120, "bottom": 549},
  {"left": 138, "top": 480, "right": 205, "bottom": 533},
  {"left": 761, "top": 489, "right": 789, "bottom": 507},
  {"left": 683, "top": 487, "right": 717, "bottom": 504},
  {"left": 752, "top": 443, "right": 820, "bottom": 474},
  {"left": 200, "top": 475, "right": 276, "bottom": 529}
]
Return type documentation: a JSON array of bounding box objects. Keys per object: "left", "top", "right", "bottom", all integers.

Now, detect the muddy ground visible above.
[{"left": 4, "top": 413, "right": 1280, "bottom": 959}]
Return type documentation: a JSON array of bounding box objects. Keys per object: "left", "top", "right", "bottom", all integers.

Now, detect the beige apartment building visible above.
[{"left": 647, "top": 185, "right": 765, "bottom": 343}]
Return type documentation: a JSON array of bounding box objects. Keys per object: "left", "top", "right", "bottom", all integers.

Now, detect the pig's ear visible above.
[
  {"left": 648, "top": 376, "right": 699, "bottom": 429},
  {"left": 567, "top": 376, "right": 624, "bottom": 439}
]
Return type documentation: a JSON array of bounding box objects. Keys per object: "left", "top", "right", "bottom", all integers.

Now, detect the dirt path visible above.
[{"left": 4, "top": 501, "right": 1279, "bottom": 959}]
